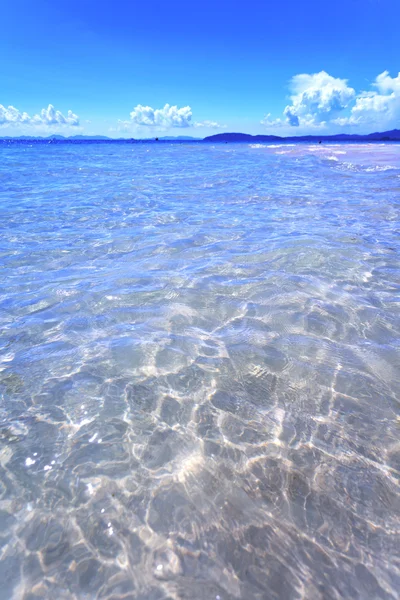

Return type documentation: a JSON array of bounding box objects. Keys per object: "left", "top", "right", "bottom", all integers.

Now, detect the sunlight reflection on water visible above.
[{"left": 0, "top": 141, "right": 399, "bottom": 599}]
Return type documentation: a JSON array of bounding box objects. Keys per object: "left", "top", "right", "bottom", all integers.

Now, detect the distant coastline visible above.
[
  {"left": 203, "top": 130, "right": 400, "bottom": 142},
  {"left": 1, "top": 129, "right": 400, "bottom": 143}
]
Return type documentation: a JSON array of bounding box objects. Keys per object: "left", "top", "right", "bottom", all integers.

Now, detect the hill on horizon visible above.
[
  {"left": 203, "top": 129, "right": 400, "bottom": 142},
  {"left": 1, "top": 129, "right": 400, "bottom": 143}
]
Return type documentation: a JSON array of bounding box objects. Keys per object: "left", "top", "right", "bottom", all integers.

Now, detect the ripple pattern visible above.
[{"left": 0, "top": 141, "right": 399, "bottom": 599}]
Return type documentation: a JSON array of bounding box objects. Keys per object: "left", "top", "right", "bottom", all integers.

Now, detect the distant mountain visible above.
[
  {"left": 0, "top": 134, "right": 199, "bottom": 141},
  {"left": 0, "top": 134, "right": 114, "bottom": 141},
  {"left": 204, "top": 129, "right": 400, "bottom": 142},
  {"left": 203, "top": 132, "right": 282, "bottom": 142},
  {"left": 2, "top": 129, "right": 399, "bottom": 144},
  {"left": 0, "top": 135, "right": 46, "bottom": 140},
  {"left": 0, "top": 135, "right": 201, "bottom": 143},
  {"left": 202, "top": 133, "right": 254, "bottom": 142}
]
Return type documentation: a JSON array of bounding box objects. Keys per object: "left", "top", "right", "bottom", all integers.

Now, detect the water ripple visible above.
[{"left": 0, "top": 142, "right": 399, "bottom": 599}]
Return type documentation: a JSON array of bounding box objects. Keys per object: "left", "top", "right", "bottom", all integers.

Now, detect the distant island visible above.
[
  {"left": 0, "top": 130, "right": 399, "bottom": 143},
  {"left": 0, "top": 134, "right": 201, "bottom": 142},
  {"left": 203, "top": 129, "right": 400, "bottom": 142}
]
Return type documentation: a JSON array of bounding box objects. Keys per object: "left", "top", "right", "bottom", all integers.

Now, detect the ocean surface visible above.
[{"left": 0, "top": 141, "right": 399, "bottom": 600}]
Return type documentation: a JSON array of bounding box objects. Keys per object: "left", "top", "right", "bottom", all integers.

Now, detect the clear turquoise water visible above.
[{"left": 0, "top": 142, "right": 399, "bottom": 599}]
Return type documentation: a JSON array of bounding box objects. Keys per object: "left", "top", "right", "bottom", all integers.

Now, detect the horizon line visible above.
[{"left": 1, "top": 128, "right": 400, "bottom": 143}]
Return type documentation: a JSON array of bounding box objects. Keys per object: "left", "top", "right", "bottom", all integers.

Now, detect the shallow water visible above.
[{"left": 0, "top": 141, "right": 399, "bottom": 599}]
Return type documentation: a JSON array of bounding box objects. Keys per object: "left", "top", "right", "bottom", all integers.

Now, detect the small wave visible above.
[
  {"left": 326, "top": 156, "right": 339, "bottom": 162},
  {"left": 249, "top": 144, "right": 267, "bottom": 148},
  {"left": 267, "top": 144, "right": 296, "bottom": 148},
  {"left": 365, "top": 165, "right": 398, "bottom": 172},
  {"left": 343, "top": 162, "right": 358, "bottom": 171}
]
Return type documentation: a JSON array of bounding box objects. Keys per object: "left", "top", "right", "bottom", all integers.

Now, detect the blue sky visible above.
[{"left": 1, "top": 0, "right": 399, "bottom": 137}]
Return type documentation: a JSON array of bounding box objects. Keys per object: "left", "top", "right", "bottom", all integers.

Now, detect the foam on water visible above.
[{"left": 0, "top": 141, "right": 400, "bottom": 599}]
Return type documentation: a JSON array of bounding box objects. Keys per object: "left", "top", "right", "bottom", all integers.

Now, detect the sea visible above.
[{"left": 0, "top": 141, "right": 399, "bottom": 600}]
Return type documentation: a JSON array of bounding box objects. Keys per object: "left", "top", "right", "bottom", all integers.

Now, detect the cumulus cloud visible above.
[
  {"left": 193, "top": 120, "right": 225, "bottom": 129},
  {"left": 129, "top": 103, "right": 193, "bottom": 128},
  {"left": 125, "top": 104, "right": 224, "bottom": 130},
  {"left": 262, "top": 70, "right": 400, "bottom": 130},
  {"left": 260, "top": 113, "right": 284, "bottom": 127},
  {"left": 37, "top": 105, "right": 79, "bottom": 126},
  {"left": 283, "top": 71, "right": 355, "bottom": 127},
  {"left": 335, "top": 71, "right": 400, "bottom": 126},
  {"left": 0, "top": 104, "right": 79, "bottom": 127}
]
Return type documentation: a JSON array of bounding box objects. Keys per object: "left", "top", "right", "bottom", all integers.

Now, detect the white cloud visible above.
[
  {"left": 0, "top": 104, "right": 79, "bottom": 127},
  {"left": 262, "top": 70, "right": 400, "bottom": 131},
  {"left": 129, "top": 103, "right": 192, "bottom": 128},
  {"left": 124, "top": 104, "right": 224, "bottom": 131},
  {"left": 335, "top": 71, "right": 400, "bottom": 126},
  {"left": 261, "top": 113, "right": 284, "bottom": 127},
  {"left": 193, "top": 120, "right": 225, "bottom": 129},
  {"left": 282, "top": 71, "right": 355, "bottom": 127}
]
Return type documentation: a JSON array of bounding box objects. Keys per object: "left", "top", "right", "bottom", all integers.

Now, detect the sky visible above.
[{"left": 1, "top": 0, "right": 400, "bottom": 137}]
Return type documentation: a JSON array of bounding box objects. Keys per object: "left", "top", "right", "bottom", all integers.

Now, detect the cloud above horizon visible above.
[
  {"left": 0, "top": 104, "right": 80, "bottom": 127},
  {"left": 284, "top": 71, "right": 355, "bottom": 127},
  {"left": 194, "top": 120, "right": 225, "bottom": 129},
  {"left": 125, "top": 104, "right": 224, "bottom": 131},
  {"left": 334, "top": 71, "right": 400, "bottom": 127},
  {"left": 129, "top": 104, "right": 193, "bottom": 128},
  {"left": 262, "top": 70, "right": 400, "bottom": 130}
]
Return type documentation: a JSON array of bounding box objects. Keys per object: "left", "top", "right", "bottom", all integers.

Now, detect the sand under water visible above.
[{"left": 0, "top": 141, "right": 399, "bottom": 599}]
